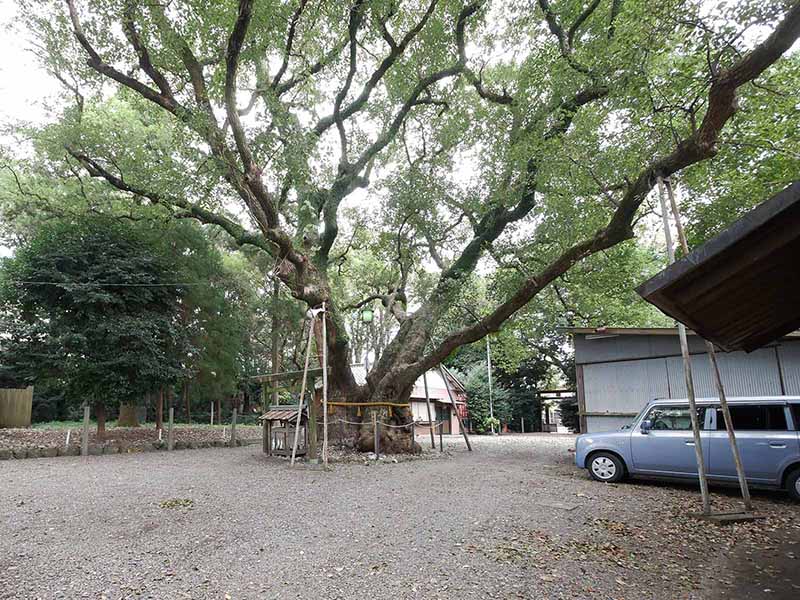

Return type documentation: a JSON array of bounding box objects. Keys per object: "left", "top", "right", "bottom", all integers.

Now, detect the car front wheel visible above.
[
  {"left": 588, "top": 452, "right": 625, "bottom": 483},
  {"left": 787, "top": 469, "right": 800, "bottom": 502}
]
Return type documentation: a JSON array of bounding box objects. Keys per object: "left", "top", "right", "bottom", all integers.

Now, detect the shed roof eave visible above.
[{"left": 559, "top": 326, "right": 800, "bottom": 339}]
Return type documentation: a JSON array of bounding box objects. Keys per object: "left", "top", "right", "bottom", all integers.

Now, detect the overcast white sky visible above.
[{"left": 0, "top": 1, "right": 59, "bottom": 126}]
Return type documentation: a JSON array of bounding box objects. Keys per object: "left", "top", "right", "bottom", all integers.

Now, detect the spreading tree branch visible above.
[{"left": 415, "top": 1, "right": 800, "bottom": 372}]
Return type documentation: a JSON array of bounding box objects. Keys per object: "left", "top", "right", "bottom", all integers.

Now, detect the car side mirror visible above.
[{"left": 640, "top": 419, "right": 652, "bottom": 434}]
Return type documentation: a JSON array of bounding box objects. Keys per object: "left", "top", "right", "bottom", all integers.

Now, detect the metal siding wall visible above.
[
  {"left": 576, "top": 334, "right": 800, "bottom": 433},
  {"left": 575, "top": 333, "right": 708, "bottom": 364},
  {"left": 666, "top": 348, "right": 782, "bottom": 397},
  {"left": 778, "top": 343, "right": 800, "bottom": 394},
  {"left": 583, "top": 357, "right": 670, "bottom": 414},
  {"left": 586, "top": 416, "right": 631, "bottom": 432}
]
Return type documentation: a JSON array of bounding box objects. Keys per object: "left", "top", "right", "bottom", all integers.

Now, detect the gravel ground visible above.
[{"left": 1, "top": 433, "right": 798, "bottom": 599}]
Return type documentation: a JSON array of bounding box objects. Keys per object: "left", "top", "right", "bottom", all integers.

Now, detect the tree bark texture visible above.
[
  {"left": 117, "top": 403, "right": 140, "bottom": 427},
  {"left": 156, "top": 388, "right": 164, "bottom": 431},
  {"left": 94, "top": 402, "right": 106, "bottom": 438}
]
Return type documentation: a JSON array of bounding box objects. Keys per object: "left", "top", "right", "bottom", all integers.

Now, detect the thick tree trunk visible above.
[
  {"left": 271, "top": 278, "right": 280, "bottom": 406},
  {"left": 94, "top": 402, "right": 106, "bottom": 439},
  {"left": 156, "top": 388, "right": 164, "bottom": 431},
  {"left": 118, "top": 403, "right": 140, "bottom": 427},
  {"left": 215, "top": 397, "right": 222, "bottom": 425}
]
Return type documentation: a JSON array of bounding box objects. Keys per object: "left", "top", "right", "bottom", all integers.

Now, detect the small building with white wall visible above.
[
  {"left": 348, "top": 364, "right": 468, "bottom": 435},
  {"left": 568, "top": 327, "right": 800, "bottom": 433}
]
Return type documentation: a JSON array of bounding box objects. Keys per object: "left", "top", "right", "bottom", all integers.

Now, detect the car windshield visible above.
[{"left": 621, "top": 404, "right": 652, "bottom": 430}]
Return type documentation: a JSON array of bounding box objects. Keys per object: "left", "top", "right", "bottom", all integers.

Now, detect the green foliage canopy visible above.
[{"left": 0, "top": 217, "right": 188, "bottom": 407}]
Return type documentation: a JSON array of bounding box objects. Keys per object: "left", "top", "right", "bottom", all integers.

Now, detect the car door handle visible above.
[
  {"left": 685, "top": 441, "right": 695, "bottom": 446},
  {"left": 769, "top": 442, "right": 787, "bottom": 449}
]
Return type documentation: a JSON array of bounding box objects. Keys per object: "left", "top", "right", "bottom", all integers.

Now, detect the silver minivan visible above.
[{"left": 574, "top": 397, "right": 800, "bottom": 501}]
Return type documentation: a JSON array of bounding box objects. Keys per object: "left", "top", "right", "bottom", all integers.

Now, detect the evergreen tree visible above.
[{"left": 0, "top": 217, "right": 188, "bottom": 435}]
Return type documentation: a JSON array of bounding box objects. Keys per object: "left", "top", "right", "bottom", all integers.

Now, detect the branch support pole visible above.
[
  {"left": 322, "top": 302, "right": 329, "bottom": 468},
  {"left": 440, "top": 365, "right": 472, "bottom": 451},
  {"left": 423, "top": 372, "right": 436, "bottom": 449},
  {"left": 657, "top": 176, "right": 711, "bottom": 515},
  {"left": 664, "top": 178, "right": 752, "bottom": 512},
  {"left": 290, "top": 317, "right": 315, "bottom": 466},
  {"left": 486, "top": 337, "right": 496, "bottom": 435}
]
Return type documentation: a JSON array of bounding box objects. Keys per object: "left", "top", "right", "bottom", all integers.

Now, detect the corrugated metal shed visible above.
[
  {"left": 567, "top": 328, "right": 800, "bottom": 432},
  {"left": 636, "top": 181, "right": 800, "bottom": 352}
]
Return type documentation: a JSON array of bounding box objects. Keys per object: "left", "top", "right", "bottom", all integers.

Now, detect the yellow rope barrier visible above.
[{"left": 326, "top": 401, "right": 411, "bottom": 408}]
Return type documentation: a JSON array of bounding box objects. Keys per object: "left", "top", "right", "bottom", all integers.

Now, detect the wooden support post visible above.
[
  {"left": 210, "top": 402, "right": 214, "bottom": 426},
  {"left": 167, "top": 407, "right": 174, "bottom": 451},
  {"left": 658, "top": 177, "right": 711, "bottom": 515},
  {"left": 411, "top": 421, "right": 416, "bottom": 451},
  {"left": 439, "top": 419, "right": 443, "bottom": 452},
  {"left": 706, "top": 340, "right": 753, "bottom": 511},
  {"left": 521, "top": 416, "right": 525, "bottom": 434},
  {"left": 322, "top": 303, "right": 329, "bottom": 468},
  {"left": 231, "top": 408, "right": 237, "bottom": 446},
  {"left": 486, "top": 337, "right": 496, "bottom": 435},
  {"left": 373, "top": 410, "right": 379, "bottom": 458},
  {"left": 664, "top": 178, "right": 752, "bottom": 513},
  {"left": 266, "top": 421, "right": 272, "bottom": 456},
  {"left": 423, "top": 372, "right": 436, "bottom": 450},
  {"left": 291, "top": 318, "right": 315, "bottom": 466},
  {"left": 81, "top": 404, "right": 90, "bottom": 457},
  {"left": 576, "top": 365, "right": 588, "bottom": 434},
  {"left": 440, "top": 366, "right": 472, "bottom": 451},
  {"left": 308, "top": 383, "right": 319, "bottom": 460}
]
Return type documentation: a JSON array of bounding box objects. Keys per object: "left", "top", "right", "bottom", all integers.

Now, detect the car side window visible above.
[
  {"left": 716, "top": 405, "right": 787, "bottom": 431},
  {"left": 646, "top": 406, "right": 705, "bottom": 431},
  {"left": 793, "top": 405, "right": 800, "bottom": 430}
]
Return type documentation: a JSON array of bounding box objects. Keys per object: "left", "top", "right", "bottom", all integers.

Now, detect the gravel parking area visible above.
[{"left": 1, "top": 434, "right": 798, "bottom": 599}]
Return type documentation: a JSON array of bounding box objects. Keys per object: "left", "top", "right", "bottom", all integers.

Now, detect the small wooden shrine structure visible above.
[{"left": 259, "top": 404, "right": 308, "bottom": 457}]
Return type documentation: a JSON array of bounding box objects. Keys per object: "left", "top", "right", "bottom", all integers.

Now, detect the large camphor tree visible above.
[{"left": 16, "top": 0, "right": 800, "bottom": 447}]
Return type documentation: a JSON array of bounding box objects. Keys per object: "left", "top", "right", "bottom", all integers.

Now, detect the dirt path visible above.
[
  {"left": 1, "top": 434, "right": 797, "bottom": 599},
  {"left": 704, "top": 526, "right": 800, "bottom": 600}
]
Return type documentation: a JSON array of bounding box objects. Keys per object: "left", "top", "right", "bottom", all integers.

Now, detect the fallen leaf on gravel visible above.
[{"left": 159, "top": 498, "right": 194, "bottom": 509}]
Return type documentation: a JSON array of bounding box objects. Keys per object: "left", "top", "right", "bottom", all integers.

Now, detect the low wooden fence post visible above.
[
  {"left": 373, "top": 411, "right": 379, "bottom": 459},
  {"left": 231, "top": 408, "right": 237, "bottom": 446},
  {"left": 81, "top": 404, "right": 90, "bottom": 457},
  {"left": 167, "top": 407, "right": 174, "bottom": 451},
  {"left": 439, "top": 421, "right": 443, "bottom": 453}
]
